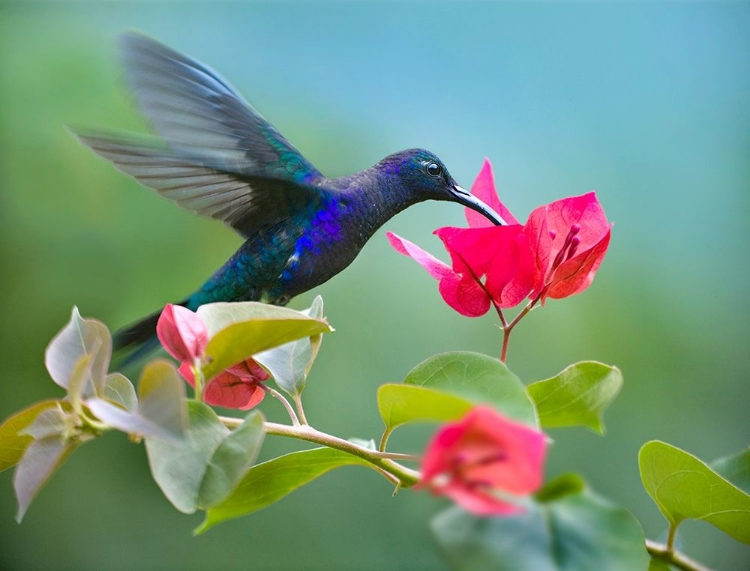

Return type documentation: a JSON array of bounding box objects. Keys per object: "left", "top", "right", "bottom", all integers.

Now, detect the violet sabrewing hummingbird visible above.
[{"left": 73, "top": 33, "right": 505, "bottom": 356}]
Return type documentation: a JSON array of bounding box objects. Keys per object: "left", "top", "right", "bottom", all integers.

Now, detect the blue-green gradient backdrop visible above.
[{"left": 1, "top": 2, "right": 748, "bottom": 570}]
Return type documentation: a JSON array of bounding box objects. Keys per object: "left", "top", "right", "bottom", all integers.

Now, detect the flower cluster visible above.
[
  {"left": 388, "top": 159, "right": 609, "bottom": 514},
  {"left": 388, "top": 159, "right": 611, "bottom": 316},
  {"left": 156, "top": 304, "right": 270, "bottom": 409}
]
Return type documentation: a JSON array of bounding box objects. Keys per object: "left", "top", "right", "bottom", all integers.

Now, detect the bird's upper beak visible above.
[{"left": 450, "top": 184, "right": 507, "bottom": 226}]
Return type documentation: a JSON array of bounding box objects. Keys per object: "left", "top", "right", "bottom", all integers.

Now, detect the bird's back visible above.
[{"left": 187, "top": 171, "right": 399, "bottom": 307}]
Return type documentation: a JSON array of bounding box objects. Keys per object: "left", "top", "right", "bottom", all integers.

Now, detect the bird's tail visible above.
[{"left": 113, "top": 298, "right": 190, "bottom": 368}]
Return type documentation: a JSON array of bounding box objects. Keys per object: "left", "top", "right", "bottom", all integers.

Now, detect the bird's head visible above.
[{"left": 380, "top": 149, "right": 506, "bottom": 226}]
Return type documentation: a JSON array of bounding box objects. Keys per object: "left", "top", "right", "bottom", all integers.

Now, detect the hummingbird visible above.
[{"left": 74, "top": 33, "right": 504, "bottom": 356}]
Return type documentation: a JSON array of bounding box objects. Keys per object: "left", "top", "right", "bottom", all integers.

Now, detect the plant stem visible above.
[
  {"left": 261, "top": 385, "right": 300, "bottom": 426},
  {"left": 500, "top": 327, "right": 512, "bottom": 363},
  {"left": 379, "top": 427, "right": 394, "bottom": 452},
  {"left": 218, "top": 416, "right": 420, "bottom": 487},
  {"left": 79, "top": 412, "right": 110, "bottom": 434},
  {"left": 293, "top": 393, "right": 309, "bottom": 425},
  {"left": 498, "top": 297, "right": 539, "bottom": 363},
  {"left": 192, "top": 361, "right": 204, "bottom": 403},
  {"left": 667, "top": 521, "right": 678, "bottom": 552},
  {"left": 374, "top": 466, "right": 400, "bottom": 486},
  {"left": 493, "top": 301, "right": 508, "bottom": 328},
  {"left": 646, "top": 540, "right": 713, "bottom": 571}
]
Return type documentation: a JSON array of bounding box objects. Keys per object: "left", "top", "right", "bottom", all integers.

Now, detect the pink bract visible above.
[
  {"left": 387, "top": 232, "right": 490, "bottom": 316},
  {"left": 156, "top": 304, "right": 208, "bottom": 362},
  {"left": 464, "top": 159, "right": 520, "bottom": 229},
  {"left": 179, "top": 359, "right": 270, "bottom": 410},
  {"left": 524, "top": 192, "right": 612, "bottom": 301},
  {"left": 435, "top": 225, "right": 538, "bottom": 310},
  {"left": 418, "top": 406, "right": 546, "bottom": 516}
]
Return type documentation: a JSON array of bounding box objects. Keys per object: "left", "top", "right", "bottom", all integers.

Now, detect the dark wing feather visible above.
[
  {"left": 74, "top": 132, "right": 328, "bottom": 238},
  {"left": 119, "top": 32, "right": 321, "bottom": 182}
]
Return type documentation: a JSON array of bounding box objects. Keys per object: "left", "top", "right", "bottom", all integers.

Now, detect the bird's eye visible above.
[{"left": 426, "top": 162, "right": 442, "bottom": 177}]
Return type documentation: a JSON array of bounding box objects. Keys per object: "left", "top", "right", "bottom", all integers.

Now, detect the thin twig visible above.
[
  {"left": 373, "top": 466, "right": 400, "bottom": 486},
  {"left": 261, "top": 385, "right": 299, "bottom": 426},
  {"left": 492, "top": 300, "right": 508, "bottom": 328},
  {"left": 500, "top": 328, "right": 511, "bottom": 363},
  {"left": 507, "top": 296, "right": 539, "bottom": 330},
  {"left": 379, "top": 427, "right": 394, "bottom": 452},
  {"left": 375, "top": 452, "right": 420, "bottom": 462},
  {"left": 293, "top": 393, "right": 309, "bottom": 425},
  {"left": 498, "top": 297, "right": 539, "bottom": 362}
]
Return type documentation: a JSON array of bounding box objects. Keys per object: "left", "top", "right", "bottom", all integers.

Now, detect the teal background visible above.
[{"left": 1, "top": 1, "right": 748, "bottom": 569}]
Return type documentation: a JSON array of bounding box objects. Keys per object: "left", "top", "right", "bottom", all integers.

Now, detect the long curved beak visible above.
[{"left": 450, "top": 184, "right": 507, "bottom": 226}]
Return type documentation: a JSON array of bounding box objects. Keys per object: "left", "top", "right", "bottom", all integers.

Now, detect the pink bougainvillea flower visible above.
[
  {"left": 156, "top": 304, "right": 208, "bottom": 362},
  {"left": 179, "top": 359, "right": 271, "bottom": 410},
  {"left": 387, "top": 159, "right": 538, "bottom": 315},
  {"left": 463, "top": 160, "right": 612, "bottom": 303},
  {"left": 417, "top": 406, "right": 546, "bottom": 516},
  {"left": 391, "top": 159, "right": 611, "bottom": 312},
  {"left": 524, "top": 193, "right": 611, "bottom": 302}
]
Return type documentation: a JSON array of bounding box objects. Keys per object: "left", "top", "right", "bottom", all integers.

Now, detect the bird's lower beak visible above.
[{"left": 450, "top": 184, "right": 507, "bottom": 226}]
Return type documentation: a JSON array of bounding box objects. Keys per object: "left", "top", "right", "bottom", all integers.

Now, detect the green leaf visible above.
[
  {"left": 254, "top": 296, "right": 326, "bottom": 397},
  {"left": 13, "top": 436, "right": 80, "bottom": 522},
  {"left": 304, "top": 296, "right": 325, "bottom": 376},
  {"left": 137, "top": 360, "right": 188, "bottom": 438},
  {"left": 0, "top": 400, "right": 70, "bottom": 472},
  {"left": 196, "top": 301, "right": 332, "bottom": 381},
  {"left": 527, "top": 362, "right": 622, "bottom": 433},
  {"left": 197, "top": 301, "right": 323, "bottom": 335},
  {"left": 711, "top": 448, "right": 750, "bottom": 495},
  {"left": 198, "top": 411, "right": 265, "bottom": 509},
  {"left": 102, "top": 372, "right": 137, "bottom": 412},
  {"left": 432, "top": 477, "right": 649, "bottom": 571},
  {"left": 44, "top": 307, "right": 111, "bottom": 397},
  {"left": 146, "top": 402, "right": 228, "bottom": 513},
  {"left": 378, "top": 384, "right": 473, "bottom": 435},
  {"left": 534, "top": 472, "right": 586, "bottom": 502},
  {"left": 639, "top": 440, "right": 750, "bottom": 544},
  {"left": 198, "top": 448, "right": 371, "bottom": 534},
  {"left": 21, "top": 407, "right": 68, "bottom": 440},
  {"left": 87, "top": 360, "right": 187, "bottom": 441},
  {"left": 402, "top": 352, "right": 537, "bottom": 427},
  {"left": 254, "top": 339, "right": 312, "bottom": 396},
  {"left": 146, "top": 403, "right": 266, "bottom": 513}
]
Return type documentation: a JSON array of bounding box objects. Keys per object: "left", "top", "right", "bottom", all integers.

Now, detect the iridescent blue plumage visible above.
[{"left": 74, "top": 33, "right": 503, "bottom": 356}]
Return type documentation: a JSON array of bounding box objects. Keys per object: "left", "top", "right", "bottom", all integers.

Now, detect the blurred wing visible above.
[
  {"left": 74, "top": 132, "right": 329, "bottom": 238},
  {"left": 119, "top": 32, "right": 321, "bottom": 182}
]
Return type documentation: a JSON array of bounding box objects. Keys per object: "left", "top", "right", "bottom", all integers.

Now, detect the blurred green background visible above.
[{"left": 1, "top": 1, "right": 748, "bottom": 570}]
